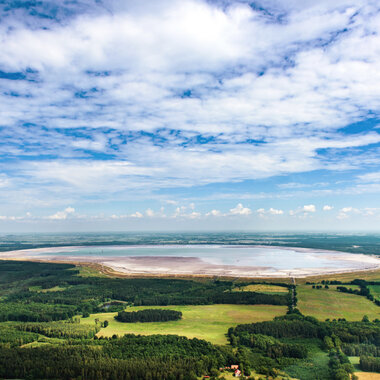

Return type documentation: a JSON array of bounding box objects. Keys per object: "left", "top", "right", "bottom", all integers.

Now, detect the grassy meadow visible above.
[
  {"left": 231, "top": 284, "right": 289, "bottom": 294},
  {"left": 369, "top": 285, "right": 380, "bottom": 301},
  {"left": 297, "top": 284, "right": 380, "bottom": 320},
  {"left": 81, "top": 304, "right": 287, "bottom": 345},
  {"left": 296, "top": 269, "right": 380, "bottom": 284}
]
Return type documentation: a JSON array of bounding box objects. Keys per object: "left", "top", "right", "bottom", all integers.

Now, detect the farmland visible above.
[
  {"left": 297, "top": 284, "right": 380, "bottom": 320},
  {"left": 81, "top": 304, "right": 287, "bottom": 344}
]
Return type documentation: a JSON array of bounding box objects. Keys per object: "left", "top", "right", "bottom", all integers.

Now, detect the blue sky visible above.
[{"left": 1, "top": 0, "right": 380, "bottom": 232}]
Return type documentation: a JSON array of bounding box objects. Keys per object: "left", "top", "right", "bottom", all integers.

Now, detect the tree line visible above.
[{"left": 115, "top": 309, "right": 182, "bottom": 323}]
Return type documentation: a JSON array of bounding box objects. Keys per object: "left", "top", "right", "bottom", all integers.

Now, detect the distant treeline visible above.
[
  {"left": 2, "top": 232, "right": 380, "bottom": 255},
  {"left": 115, "top": 309, "right": 182, "bottom": 323}
]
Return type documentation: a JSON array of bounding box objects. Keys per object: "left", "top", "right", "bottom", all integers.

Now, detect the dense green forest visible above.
[
  {"left": 115, "top": 309, "right": 182, "bottom": 323},
  {"left": 0, "top": 260, "right": 380, "bottom": 379}
]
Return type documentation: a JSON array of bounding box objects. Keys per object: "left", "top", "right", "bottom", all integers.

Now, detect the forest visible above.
[
  {"left": 115, "top": 309, "right": 182, "bottom": 323},
  {"left": 0, "top": 260, "right": 380, "bottom": 379}
]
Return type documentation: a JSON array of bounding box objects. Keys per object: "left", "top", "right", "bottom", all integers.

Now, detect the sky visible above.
[{"left": 1, "top": 0, "right": 380, "bottom": 232}]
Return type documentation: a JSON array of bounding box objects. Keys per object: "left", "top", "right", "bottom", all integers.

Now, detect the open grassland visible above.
[
  {"left": 81, "top": 304, "right": 287, "bottom": 345},
  {"left": 369, "top": 285, "right": 380, "bottom": 300},
  {"left": 231, "top": 284, "right": 288, "bottom": 294},
  {"left": 285, "top": 348, "right": 330, "bottom": 380},
  {"left": 297, "top": 285, "right": 380, "bottom": 320},
  {"left": 28, "top": 285, "right": 67, "bottom": 292},
  {"left": 326, "top": 284, "right": 360, "bottom": 291},
  {"left": 73, "top": 264, "right": 108, "bottom": 278},
  {"left": 296, "top": 268, "right": 380, "bottom": 284}
]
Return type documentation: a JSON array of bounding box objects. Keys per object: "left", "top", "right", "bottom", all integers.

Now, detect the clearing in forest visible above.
[
  {"left": 81, "top": 304, "right": 287, "bottom": 345},
  {"left": 231, "top": 284, "right": 288, "bottom": 294}
]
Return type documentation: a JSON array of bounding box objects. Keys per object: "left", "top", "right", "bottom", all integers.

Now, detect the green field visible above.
[
  {"left": 325, "top": 284, "right": 360, "bottom": 291},
  {"left": 29, "top": 285, "right": 67, "bottom": 293},
  {"left": 231, "top": 284, "right": 289, "bottom": 294},
  {"left": 297, "top": 285, "right": 380, "bottom": 321},
  {"left": 349, "top": 356, "right": 361, "bottom": 371},
  {"left": 369, "top": 285, "right": 380, "bottom": 300},
  {"left": 81, "top": 304, "right": 287, "bottom": 345}
]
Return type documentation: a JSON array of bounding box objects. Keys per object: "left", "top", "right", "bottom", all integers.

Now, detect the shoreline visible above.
[{"left": 1, "top": 244, "right": 380, "bottom": 278}]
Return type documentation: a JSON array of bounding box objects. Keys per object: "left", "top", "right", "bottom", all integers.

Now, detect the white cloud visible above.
[
  {"left": 357, "top": 172, "right": 380, "bottom": 183},
  {"left": 323, "top": 205, "right": 333, "bottom": 211},
  {"left": 337, "top": 206, "right": 360, "bottom": 219},
  {"left": 188, "top": 211, "right": 201, "bottom": 219},
  {"left": 1, "top": 0, "right": 380, "bottom": 225},
  {"left": 165, "top": 200, "right": 178, "bottom": 205},
  {"left": 302, "top": 204, "right": 316, "bottom": 213},
  {"left": 48, "top": 206, "right": 75, "bottom": 220},
  {"left": 145, "top": 209, "right": 155, "bottom": 217},
  {"left": 269, "top": 207, "right": 284, "bottom": 215},
  {"left": 130, "top": 211, "right": 143, "bottom": 218},
  {"left": 206, "top": 209, "right": 222, "bottom": 217},
  {"left": 229, "top": 203, "right": 252, "bottom": 215},
  {"left": 256, "top": 207, "right": 283, "bottom": 216}
]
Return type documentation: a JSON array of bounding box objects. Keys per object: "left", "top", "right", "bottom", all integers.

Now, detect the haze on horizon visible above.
[{"left": 1, "top": 0, "right": 380, "bottom": 232}]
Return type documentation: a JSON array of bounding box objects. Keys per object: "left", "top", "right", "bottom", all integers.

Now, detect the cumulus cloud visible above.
[
  {"left": 289, "top": 204, "right": 316, "bottom": 216},
  {"left": 323, "top": 205, "right": 333, "bottom": 211},
  {"left": 256, "top": 207, "right": 283, "bottom": 216},
  {"left": 302, "top": 205, "right": 316, "bottom": 213},
  {"left": 229, "top": 203, "right": 252, "bottom": 215},
  {"left": 1, "top": 0, "right": 380, "bottom": 225},
  {"left": 337, "top": 206, "right": 361, "bottom": 219},
  {"left": 206, "top": 209, "right": 223, "bottom": 217},
  {"left": 48, "top": 207, "right": 75, "bottom": 220},
  {"left": 145, "top": 209, "right": 155, "bottom": 217}
]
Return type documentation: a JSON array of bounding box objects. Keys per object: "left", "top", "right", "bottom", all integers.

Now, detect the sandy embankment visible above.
[{"left": 1, "top": 245, "right": 380, "bottom": 278}]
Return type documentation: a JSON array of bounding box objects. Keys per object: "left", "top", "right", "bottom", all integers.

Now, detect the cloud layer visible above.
[{"left": 0, "top": 0, "right": 380, "bottom": 229}]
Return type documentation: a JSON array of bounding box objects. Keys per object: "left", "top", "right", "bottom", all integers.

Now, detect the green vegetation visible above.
[
  {"left": 0, "top": 301, "right": 77, "bottom": 322},
  {"left": 1, "top": 259, "right": 380, "bottom": 379},
  {"left": 0, "top": 334, "right": 234, "bottom": 380},
  {"left": 14, "top": 320, "right": 100, "bottom": 339},
  {"left": 81, "top": 304, "right": 287, "bottom": 345},
  {"left": 297, "top": 284, "right": 380, "bottom": 320},
  {"left": 232, "top": 284, "right": 289, "bottom": 294},
  {"left": 115, "top": 308, "right": 182, "bottom": 323},
  {"left": 368, "top": 285, "right": 380, "bottom": 301}
]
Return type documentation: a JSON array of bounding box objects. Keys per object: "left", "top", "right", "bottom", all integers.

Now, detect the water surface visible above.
[{"left": 29, "top": 244, "right": 374, "bottom": 270}]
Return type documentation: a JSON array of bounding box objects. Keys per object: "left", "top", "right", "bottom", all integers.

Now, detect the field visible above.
[
  {"left": 81, "top": 304, "right": 287, "bottom": 345},
  {"left": 326, "top": 284, "right": 360, "bottom": 291},
  {"left": 356, "top": 373, "right": 380, "bottom": 380},
  {"left": 369, "top": 285, "right": 380, "bottom": 300},
  {"left": 231, "top": 284, "right": 288, "bottom": 293},
  {"left": 297, "top": 285, "right": 380, "bottom": 320},
  {"left": 29, "top": 285, "right": 67, "bottom": 292},
  {"left": 296, "top": 269, "right": 380, "bottom": 284}
]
